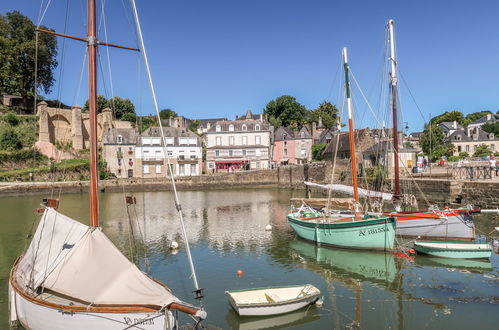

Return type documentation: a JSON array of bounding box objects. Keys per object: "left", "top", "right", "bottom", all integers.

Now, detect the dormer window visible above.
[
  {"left": 455, "top": 135, "right": 461, "bottom": 141},
  {"left": 117, "top": 135, "right": 123, "bottom": 144},
  {"left": 229, "top": 124, "right": 234, "bottom": 132},
  {"left": 490, "top": 133, "right": 495, "bottom": 140},
  {"left": 255, "top": 124, "right": 261, "bottom": 131},
  {"left": 242, "top": 124, "right": 247, "bottom": 131},
  {"left": 300, "top": 131, "right": 305, "bottom": 139},
  {"left": 283, "top": 133, "right": 287, "bottom": 140},
  {"left": 216, "top": 125, "right": 221, "bottom": 132}
]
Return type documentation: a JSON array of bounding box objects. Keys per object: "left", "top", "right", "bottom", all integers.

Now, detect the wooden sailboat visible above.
[
  {"left": 8, "top": 1, "right": 205, "bottom": 329},
  {"left": 384, "top": 19, "right": 479, "bottom": 241},
  {"left": 287, "top": 48, "right": 397, "bottom": 251}
]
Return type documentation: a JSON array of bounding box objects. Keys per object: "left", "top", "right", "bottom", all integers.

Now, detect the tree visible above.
[
  {"left": 481, "top": 122, "right": 499, "bottom": 136},
  {"left": 121, "top": 112, "right": 136, "bottom": 123},
  {"left": 464, "top": 110, "right": 492, "bottom": 125},
  {"left": 0, "top": 11, "right": 58, "bottom": 109},
  {"left": 473, "top": 144, "right": 492, "bottom": 158},
  {"left": 0, "top": 128, "right": 22, "bottom": 151},
  {"left": 107, "top": 96, "right": 135, "bottom": 120},
  {"left": 189, "top": 119, "right": 200, "bottom": 133},
  {"left": 311, "top": 101, "right": 339, "bottom": 129},
  {"left": 458, "top": 151, "right": 469, "bottom": 159},
  {"left": 159, "top": 109, "right": 177, "bottom": 120},
  {"left": 419, "top": 123, "right": 445, "bottom": 158},
  {"left": 312, "top": 143, "right": 327, "bottom": 161},
  {"left": 431, "top": 111, "right": 464, "bottom": 125},
  {"left": 83, "top": 94, "right": 108, "bottom": 113},
  {"left": 263, "top": 95, "right": 309, "bottom": 127}
]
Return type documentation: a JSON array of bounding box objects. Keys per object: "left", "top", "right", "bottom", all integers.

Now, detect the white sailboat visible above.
[{"left": 9, "top": 1, "right": 206, "bottom": 328}]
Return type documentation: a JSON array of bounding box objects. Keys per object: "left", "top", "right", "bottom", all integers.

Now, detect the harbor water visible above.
[{"left": 1, "top": 188, "right": 498, "bottom": 329}]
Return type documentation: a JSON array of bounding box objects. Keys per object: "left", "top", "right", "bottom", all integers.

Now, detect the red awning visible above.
[{"left": 215, "top": 160, "right": 249, "bottom": 164}]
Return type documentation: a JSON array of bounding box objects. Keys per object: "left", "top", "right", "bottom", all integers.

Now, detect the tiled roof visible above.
[
  {"left": 141, "top": 127, "right": 198, "bottom": 138},
  {"left": 207, "top": 120, "right": 270, "bottom": 132},
  {"left": 274, "top": 126, "right": 312, "bottom": 141}
]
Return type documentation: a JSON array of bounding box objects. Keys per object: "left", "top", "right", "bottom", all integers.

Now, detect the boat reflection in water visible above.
[
  {"left": 225, "top": 307, "right": 320, "bottom": 330},
  {"left": 415, "top": 255, "right": 493, "bottom": 273}
]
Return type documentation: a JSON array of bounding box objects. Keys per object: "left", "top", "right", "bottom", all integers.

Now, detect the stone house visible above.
[
  {"left": 196, "top": 117, "right": 227, "bottom": 135},
  {"left": 102, "top": 128, "right": 138, "bottom": 178},
  {"left": 438, "top": 121, "right": 463, "bottom": 137},
  {"left": 363, "top": 140, "right": 420, "bottom": 170},
  {"left": 272, "top": 126, "right": 312, "bottom": 165},
  {"left": 467, "top": 113, "right": 499, "bottom": 130},
  {"left": 322, "top": 128, "right": 376, "bottom": 161},
  {"left": 205, "top": 114, "right": 271, "bottom": 172},
  {"left": 445, "top": 127, "right": 498, "bottom": 155},
  {"left": 135, "top": 127, "right": 202, "bottom": 178}
]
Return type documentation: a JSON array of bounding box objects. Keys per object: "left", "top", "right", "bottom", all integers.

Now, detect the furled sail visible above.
[{"left": 304, "top": 181, "right": 393, "bottom": 201}]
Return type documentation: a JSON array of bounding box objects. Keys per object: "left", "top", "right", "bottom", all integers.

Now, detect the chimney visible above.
[
  {"left": 487, "top": 113, "right": 492, "bottom": 121},
  {"left": 452, "top": 120, "right": 457, "bottom": 129},
  {"left": 312, "top": 122, "right": 317, "bottom": 142}
]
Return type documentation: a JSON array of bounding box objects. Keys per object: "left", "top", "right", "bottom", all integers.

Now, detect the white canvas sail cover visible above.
[
  {"left": 304, "top": 181, "right": 393, "bottom": 201},
  {"left": 15, "top": 208, "right": 89, "bottom": 290},
  {"left": 43, "top": 225, "right": 180, "bottom": 307}
]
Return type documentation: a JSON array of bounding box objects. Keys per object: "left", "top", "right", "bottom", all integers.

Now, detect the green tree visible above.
[
  {"left": 121, "top": 112, "right": 136, "bottom": 123},
  {"left": 138, "top": 116, "right": 157, "bottom": 133},
  {"left": 107, "top": 96, "right": 135, "bottom": 120},
  {"left": 312, "top": 143, "right": 327, "bottom": 161},
  {"left": 189, "top": 119, "right": 200, "bottom": 133},
  {"left": 481, "top": 122, "right": 499, "bottom": 136},
  {"left": 83, "top": 94, "right": 108, "bottom": 113},
  {"left": 431, "top": 111, "right": 464, "bottom": 125},
  {"left": 0, "top": 128, "right": 22, "bottom": 151},
  {"left": 458, "top": 151, "right": 469, "bottom": 159},
  {"left": 263, "top": 95, "right": 309, "bottom": 127},
  {"left": 419, "top": 124, "right": 445, "bottom": 158},
  {"left": 159, "top": 109, "right": 177, "bottom": 120},
  {"left": 311, "top": 101, "right": 339, "bottom": 129},
  {"left": 464, "top": 110, "right": 492, "bottom": 125},
  {"left": 0, "top": 11, "right": 58, "bottom": 109},
  {"left": 473, "top": 144, "right": 492, "bottom": 158}
]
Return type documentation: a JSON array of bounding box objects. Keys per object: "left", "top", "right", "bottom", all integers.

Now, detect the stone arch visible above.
[{"left": 48, "top": 113, "right": 72, "bottom": 144}]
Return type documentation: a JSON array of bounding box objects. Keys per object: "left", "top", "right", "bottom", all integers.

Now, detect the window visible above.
[
  {"left": 242, "top": 150, "right": 246, "bottom": 156},
  {"left": 191, "top": 164, "right": 196, "bottom": 175},
  {"left": 256, "top": 136, "right": 261, "bottom": 145},
  {"left": 229, "top": 136, "right": 235, "bottom": 145},
  {"left": 301, "top": 149, "right": 306, "bottom": 156},
  {"left": 155, "top": 150, "right": 161, "bottom": 160},
  {"left": 215, "top": 150, "right": 220, "bottom": 157},
  {"left": 216, "top": 125, "right": 221, "bottom": 132},
  {"left": 474, "top": 145, "right": 477, "bottom": 152},
  {"left": 143, "top": 165, "right": 150, "bottom": 174},
  {"left": 242, "top": 124, "right": 247, "bottom": 131},
  {"left": 242, "top": 136, "right": 247, "bottom": 145},
  {"left": 155, "top": 165, "right": 161, "bottom": 174},
  {"left": 229, "top": 150, "right": 233, "bottom": 156},
  {"left": 216, "top": 137, "right": 221, "bottom": 146},
  {"left": 167, "top": 150, "right": 173, "bottom": 157},
  {"left": 117, "top": 135, "right": 123, "bottom": 144},
  {"left": 229, "top": 124, "right": 234, "bottom": 132},
  {"left": 179, "top": 164, "right": 185, "bottom": 175},
  {"left": 255, "top": 124, "right": 261, "bottom": 131},
  {"left": 456, "top": 135, "right": 461, "bottom": 141},
  {"left": 208, "top": 162, "right": 214, "bottom": 169},
  {"left": 300, "top": 131, "right": 305, "bottom": 139},
  {"left": 127, "top": 169, "right": 133, "bottom": 178},
  {"left": 167, "top": 164, "right": 174, "bottom": 176},
  {"left": 284, "top": 149, "right": 288, "bottom": 156},
  {"left": 466, "top": 145, "right": 470, "bottom": 152},
  {"left": 458, "top": 146, "right": 462, "bottom": 152},
  {"left": 491, "top": 144, "right": 495, "bottom": 152},
  {"left": 190, "top": 155, "right": 197, "bottom": 159},
  {"left": 283, "top": 133, "right": 287, "bottom": 140}
]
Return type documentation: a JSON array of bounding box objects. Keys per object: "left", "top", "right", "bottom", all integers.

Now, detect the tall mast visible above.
[
  {"left": 88, "top": 0, "right": 99, "bottom": 227},
  {"left": 342, "top": 47, "right": 359, "bottom": 202},
  {"left": 388, "top": 19, "right": 400, "bottom": 199}
]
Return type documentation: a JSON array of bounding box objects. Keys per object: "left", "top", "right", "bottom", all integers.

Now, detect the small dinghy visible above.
[
  {"left": 226, "top": 284, "right": 321, "bottom": 316},
  {"left": 414, "top": 240, "right": 492, "bottom": 259}
]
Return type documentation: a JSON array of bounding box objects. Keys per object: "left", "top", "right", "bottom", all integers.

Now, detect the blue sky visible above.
[{"left": 2, "top": 0, "right": 498, "bottom": 131}]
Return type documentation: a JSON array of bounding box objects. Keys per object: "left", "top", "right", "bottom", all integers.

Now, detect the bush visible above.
[
  {"left": 0, "top": 128, "right": 23, "bottom": 151},
  {"left": 312, "top": 144, "right": 327, "bottom": 161},
  {"left": 458, "top": 151, "right": 469, "bottom": 159},
  {"left": 447, "top": 155, "right": 459, "bottom": 162},
  {"left": 2, "top": 113, "right": 20, "bottom": 126},
  {"left": 473, "top": 144, "right": 492, "bottom": 158},
  {"left": 0, "top": 148, "right": 47, "bottom": 164}
]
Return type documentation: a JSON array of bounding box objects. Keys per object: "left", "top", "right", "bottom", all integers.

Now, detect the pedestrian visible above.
[{"left": 490, "top": 155, "right": 497, "bottom": 177}]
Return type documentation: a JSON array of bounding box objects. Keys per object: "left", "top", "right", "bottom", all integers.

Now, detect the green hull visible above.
[
  {"left": 414, "top": 241, "right": 492, "bottom": 259},
  {"left": 287, "top": 213, "right": 396, "bottom": 250}
]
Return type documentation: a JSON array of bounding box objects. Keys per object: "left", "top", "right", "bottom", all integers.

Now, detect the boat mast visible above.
[
  {"left": 88, "top": 0, "right": 99, "bottom": 227},
  {"left": 342, "top": 47, "right": 359, "bottom": 202},
  {"left": 388, "top": 19, "right": 401, "bottom": 199}
]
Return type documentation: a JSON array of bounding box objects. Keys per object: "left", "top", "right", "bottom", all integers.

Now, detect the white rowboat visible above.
[{"left": 226, "top": 284, "right": 320, "bottom": 317}]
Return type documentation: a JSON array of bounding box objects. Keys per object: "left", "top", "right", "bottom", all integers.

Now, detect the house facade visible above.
[
  {"left": 272, "top": 126, "right": 312, "bottom": 165},
  {"left": 445, "top": 127, "right": 498, "bottom": 155},
  {"left": 135, "top": 127, "right": 202, "bottom": 178},
  {"left": 102, "top": 128, "right": 138, "bottom": 178},
  {"left": 467, "top": 113, "right": 498, "bottom": 130},
  {"left": 205, "top": 117, "right": 271, "bottom": 172}
]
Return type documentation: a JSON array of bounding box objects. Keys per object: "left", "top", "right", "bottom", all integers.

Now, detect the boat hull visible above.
[
  {"left": 9, "top": 279, "right": 173, "bottom": 330},
  {"left": 414, "top": 241, "right": 492, "bottom": 259},
  {"left": 226, "top": 285, "right": 320, "bottom": 317},
  {"left": 287, "top": 214, "right": 396, "bottom": 250},
  {"left": 394, "top": 210, "right": 475, "bottom": 241}
]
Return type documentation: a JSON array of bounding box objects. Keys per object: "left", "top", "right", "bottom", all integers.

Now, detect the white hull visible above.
[
  {"left": 230, "top": 295, "right": 318, "bottom": 316},
  {"left": 395, "top": 213, "right": 475, "bottom": 240},
  {"left": 9, "top": 285, "right": 174, "bottom": 330}
]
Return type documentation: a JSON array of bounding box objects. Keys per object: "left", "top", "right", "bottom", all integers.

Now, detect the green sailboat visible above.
[{"left": 287, "top": 47, "right": 396, "bottom": 251}]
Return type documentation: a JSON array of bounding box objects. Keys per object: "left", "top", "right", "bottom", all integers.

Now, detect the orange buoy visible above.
[
  {"left": 408, "top": 248, "right": 416, "bottom": 255},
  {"left": 237, "top": 270, "right": 243, "bottom": 277}
]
